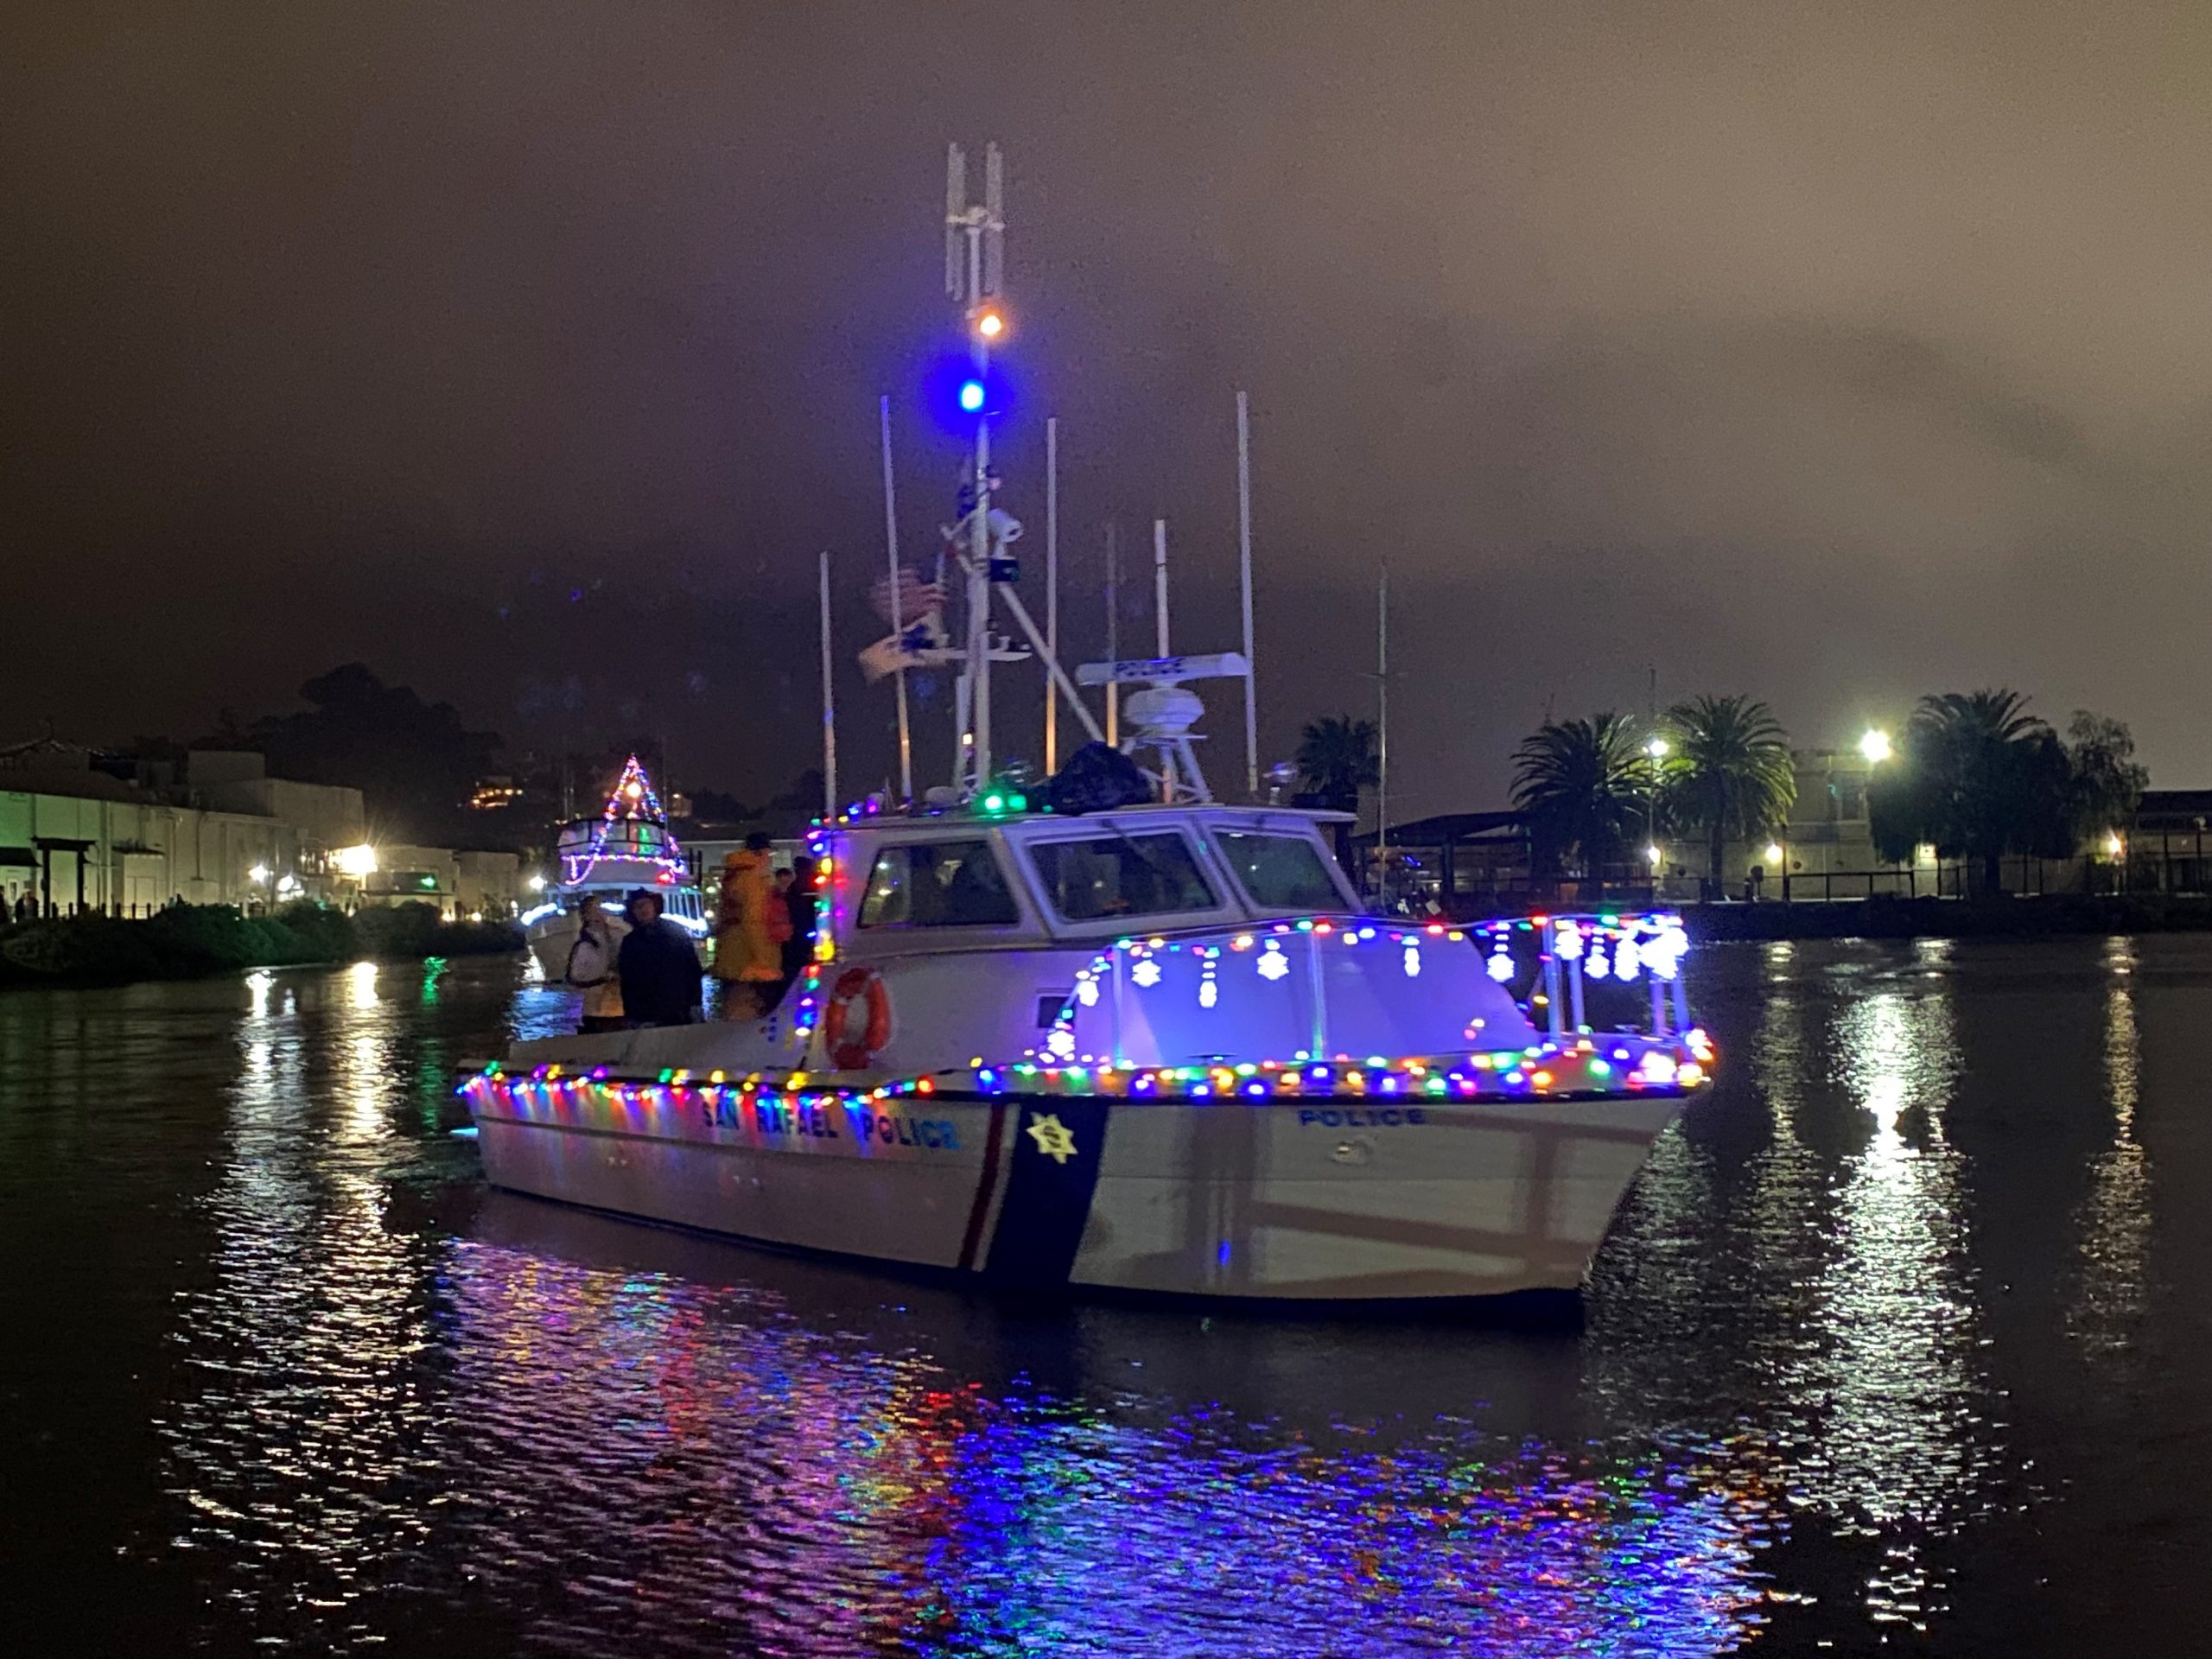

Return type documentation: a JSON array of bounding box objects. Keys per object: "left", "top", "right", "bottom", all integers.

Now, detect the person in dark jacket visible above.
[
  {"left": 618, "top": 888, "right": 703, "bottom": 1027},
  {"left": 776, "top": 854, "right": 819, "bottom": 1005}
]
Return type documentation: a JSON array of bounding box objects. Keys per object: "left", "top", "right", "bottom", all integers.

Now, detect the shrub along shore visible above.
[{"left": 0, "top": 899, "right": 523, "bottom": 988}]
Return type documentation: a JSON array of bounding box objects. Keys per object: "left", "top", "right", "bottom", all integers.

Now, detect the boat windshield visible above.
[
  {"left": 1210, "top": 830, "right": 1345, "bottom": 912},
  {"left": 1028, "top": 831, "right": 1219, "bottom": 922}
]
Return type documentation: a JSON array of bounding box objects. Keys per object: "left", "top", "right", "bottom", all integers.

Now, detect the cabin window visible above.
[
  {"left": 857, "top": 840, "right": 1019, "bottom": 928},
  {"left": 1028, "top": 834, "right": 1218, "bottom": 922},
  {"left": 1213, "top": 831, "right": 1345, "bottom": 912}
]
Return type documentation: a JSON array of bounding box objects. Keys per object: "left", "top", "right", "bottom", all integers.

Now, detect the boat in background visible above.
[{"left": 520, "top": 754, "right": 706, "bottom": 980}]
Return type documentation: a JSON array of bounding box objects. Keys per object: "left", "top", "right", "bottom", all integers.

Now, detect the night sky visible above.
[{"left": 10, "top": 3, "right": 2212, "bottom": 817}]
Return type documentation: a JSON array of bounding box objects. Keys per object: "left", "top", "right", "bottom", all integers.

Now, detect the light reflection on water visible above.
[
  {"left": 1590, "top": 938, "right": 2005, "bottom": 1633},
  {"left": 3, "top": 940, "right": 2193, "bottom": 1650},
  {"left": 430, "top": 1241, "right": 1772, "bottom": 1656},
  {"left": 2066, "top": 938, "right": 2153, "bottom": 1361}
]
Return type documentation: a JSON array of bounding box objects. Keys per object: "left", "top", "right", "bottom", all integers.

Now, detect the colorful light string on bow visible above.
[{"left": 462, "top": 1026, "right": 1714, "bottom": 1118}]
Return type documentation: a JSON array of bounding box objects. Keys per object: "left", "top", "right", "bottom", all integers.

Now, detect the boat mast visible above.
[
  {"left": 946, "top": 143, "right": 1004, "bottom": 796},
  {"left": 1237, "top": 390, "right": 1259, "bottom": 801},
  {"left": 878, "top": 395, "right": 913, "bottom": 802},
  {"left": 938, "top": 145, "right": 1103, "bottom": 797}
]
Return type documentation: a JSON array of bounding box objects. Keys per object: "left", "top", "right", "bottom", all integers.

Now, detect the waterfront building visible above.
[
  {"left": 359, "top": 845, "right": 524, "bottom": 920},
  {"left": 0, "top": 740, "right": 522, "bottom": 921}
]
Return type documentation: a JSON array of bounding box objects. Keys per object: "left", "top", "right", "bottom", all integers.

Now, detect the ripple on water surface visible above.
[{"left": 20, "top": 939, "right": 2181, "bottom": 1651}]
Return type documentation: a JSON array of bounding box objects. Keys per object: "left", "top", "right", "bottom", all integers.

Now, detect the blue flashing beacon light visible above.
[{"left": 958, "top": 378, "right": 987, "bottom": 414}]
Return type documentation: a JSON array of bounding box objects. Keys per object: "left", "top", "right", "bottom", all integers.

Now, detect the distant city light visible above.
[
  {"left": 1645, "top": 737, "right": 1669, "bottom": 760},
  {"left": 1644, "top": 844, "right": 1662, "bottom": 866},
  {"left": 332, "top": 843, "right": 378, "bottom": 878},
  {"left": 2106, "top": 831, "right": 2126, "bottom": 858},
  {"left": 247, "top": 863, "right": 270, "bottom": 884},
  {"left": 1859, "top": 728, "right": 1892, "bottom": 764},
  {"left": 527, "top": 874, "right": 546, "bottom": 893},
  {"left": 1764, "top": 842, "right": 1783, "bottom": 865}
]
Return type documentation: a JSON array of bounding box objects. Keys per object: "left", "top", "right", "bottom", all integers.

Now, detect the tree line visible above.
[{"left": 1297, "top": 689, "right": 2149, "bottom": 894}]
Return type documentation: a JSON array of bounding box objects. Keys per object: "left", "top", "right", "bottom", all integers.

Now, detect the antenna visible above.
[
  {"left": 982, "top": 142, "right": 1005, "bottom": 296},
  {"left": 944, "top": 144, "right": 967, "bottom": 300}
]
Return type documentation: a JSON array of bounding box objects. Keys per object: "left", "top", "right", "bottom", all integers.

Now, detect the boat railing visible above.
[{"left": 1468, "top": 912, "right": 1693, "bottom": 1045}]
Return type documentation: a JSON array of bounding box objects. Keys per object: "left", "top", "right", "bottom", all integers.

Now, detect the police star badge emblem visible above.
[{"left": 1026, "top": 1113, "right": 1077, "bottom": 1164}]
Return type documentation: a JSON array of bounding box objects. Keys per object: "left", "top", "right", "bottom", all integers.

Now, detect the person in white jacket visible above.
[{"left": 564, "top": 898, "right": 628, "bottom": 1033}]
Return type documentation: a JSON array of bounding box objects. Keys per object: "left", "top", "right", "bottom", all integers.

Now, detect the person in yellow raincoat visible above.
[{"left": 712, "top": 833, "right": 789, "bottom": 1020}]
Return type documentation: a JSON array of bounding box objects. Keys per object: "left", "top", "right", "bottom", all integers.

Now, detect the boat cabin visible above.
[{"left": 814, "top": 803, "right": 1363, "bottom": 959}]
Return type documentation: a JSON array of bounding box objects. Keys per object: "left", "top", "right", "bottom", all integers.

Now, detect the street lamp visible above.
[
  {"left": 1859, "top": 728, "right": 1891, "bottom": 764},
  {"left": 1643, "top": 736, "right": 1668, "bottom": 892}
]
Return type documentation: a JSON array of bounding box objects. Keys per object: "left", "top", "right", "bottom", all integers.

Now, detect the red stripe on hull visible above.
[{"left": 956, "top": 1099, "right": 1009, "bottom": 1270}]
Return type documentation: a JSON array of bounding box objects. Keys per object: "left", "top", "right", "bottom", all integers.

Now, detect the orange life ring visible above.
[{"left": 826, "top": 967, "right": 893, "bottom": 1070}]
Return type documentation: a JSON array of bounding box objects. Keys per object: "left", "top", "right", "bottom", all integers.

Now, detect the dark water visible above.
[{"left": 3, "top": 939, "right": 2207, "bottom": 1656}]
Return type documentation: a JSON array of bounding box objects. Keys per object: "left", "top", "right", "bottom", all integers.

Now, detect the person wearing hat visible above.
[
  {"left": 711, "top": 832, "right": 789, "bottom": 1020},
  {"left": 563, "top": 894, "right": 628, "bottom": 1033},
  {"left": 617, "top": 887, "right": 703, "bottom": 1027}
]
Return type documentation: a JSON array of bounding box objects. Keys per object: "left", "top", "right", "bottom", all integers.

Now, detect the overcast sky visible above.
[{"left": 9, "top": 2, "right": 2211, "bottom": 816}]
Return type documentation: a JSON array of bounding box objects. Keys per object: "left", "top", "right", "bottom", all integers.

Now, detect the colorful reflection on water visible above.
[
  {"left": 10, "top": 938, "right": 2206, "bottom": 1651},
  {"left": 424, "top": 1243, "right": 1773, "bottom": 1656}
]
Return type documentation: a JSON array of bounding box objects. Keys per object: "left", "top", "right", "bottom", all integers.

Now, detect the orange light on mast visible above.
[{"left": 973, "top": 304, "right": 1007, "bottom": 340}]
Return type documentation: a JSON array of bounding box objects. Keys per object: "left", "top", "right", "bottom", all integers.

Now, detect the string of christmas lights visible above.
[
  {"left": 463, "top": 1022, "right": 1713, "bottom": 1117},
  {"left": 566, "top": 753, "right": 688, "bottom": 886}
]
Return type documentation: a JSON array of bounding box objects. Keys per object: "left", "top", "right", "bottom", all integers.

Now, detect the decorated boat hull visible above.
[{"left": 464, "top": 1067, "right": 1685, "bottom": 1301}]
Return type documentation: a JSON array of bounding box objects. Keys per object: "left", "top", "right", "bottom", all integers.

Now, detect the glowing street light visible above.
[
  {"left": 1644, "top": 844, "right": 1662, "bottom": 867},
  {"left": 2105, "top": 831, "right": 2126, "bottom": 859},
  {"left": 1764, "top": 842, "right": 1783, "bottom": 866},
  {"left": 973, "top": 303, "right": 1007, "bottom": 340},
  {"left": 527, "top": 874, "right": 547, "bottom": 893},
  {"left": 1646, "top": 736, "right": 1669, "bottom": 760},
  {"left": 332, "top": 843, "right": 378, "bottom": 879},
  {"left": 1859, "top": 728, "right": 1892, "bottom": 764},
  {"left": 247, "top": 863, "right": 270, "bottom": 885}
]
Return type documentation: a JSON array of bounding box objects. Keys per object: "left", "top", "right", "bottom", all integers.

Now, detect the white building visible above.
[{"left": 0, "top": 741, "right": 531, "bottom": 920}]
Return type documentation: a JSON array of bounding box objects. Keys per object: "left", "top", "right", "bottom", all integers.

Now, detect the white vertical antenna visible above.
[
  {"left": 982, "top": 142, "right": 1006, "bottom": 296},
  {"left": 1153, "top": 518, "right": 1171, "bottom": 657},
  {"left": 1104, "top": 521, "right": 1120, "bottom": 747},
  {"left": 1045, "top": 415, "right": 1059, "bottom": 775},
  {"left": 944, "top": 144, "right": 967, "bottom": 300},
  {"left": 1236, "top": 390, "right": 1257, "bottom": 800},
  {"left": 879, "top": 394, "right": 912, "bottom": 801},
  {"left": 1376, "top": 563, "right": 1389, "bottom": 856},
  {"left": 819, "top": 550, "right": 838, "bottom": 817}
]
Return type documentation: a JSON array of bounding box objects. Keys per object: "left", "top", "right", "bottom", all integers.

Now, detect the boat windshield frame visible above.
[{"left": 819, "top": 806, "right": 1363, "bottom": 954}]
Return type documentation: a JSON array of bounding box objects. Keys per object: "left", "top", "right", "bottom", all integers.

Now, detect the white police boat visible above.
[{"left": 463, "top": 802, "right": 1711, "bottom": 1306}]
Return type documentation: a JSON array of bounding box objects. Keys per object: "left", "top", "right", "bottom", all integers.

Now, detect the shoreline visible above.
[
  {"left": 1675, "top": 892, "right": 2212, "bottom": 942},
  {"left": 0, "top": 899, "right": 523, "bottom": 990}
]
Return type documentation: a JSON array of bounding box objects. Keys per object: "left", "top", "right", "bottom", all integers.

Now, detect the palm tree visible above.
[
  {"left": 1869, "top": 688, "right": 2068, "bottom": 893},
  {"left": 1510, "top": 713, "right": 1643, "bottom": 875},
  {"left": 1295, "top": 715, "right": 1380, "bottom": 812},
  {"left": 1659, "top": 695, "right": 1796, "bottom": 894}
]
